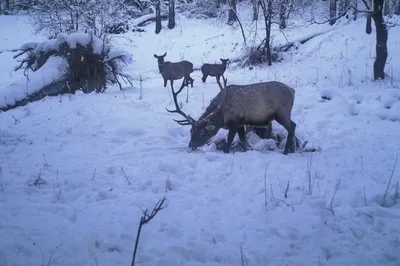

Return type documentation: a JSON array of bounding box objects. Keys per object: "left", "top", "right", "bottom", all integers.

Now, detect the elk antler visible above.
[
  {"left": 197, "top": 77, "right": 229, "bottom": 124},
  {"left": 165, "top": 81, "right": 196, "bottom": 126},
  {"left": 215, "top": 76, "right": 228, "bottom": 109}
]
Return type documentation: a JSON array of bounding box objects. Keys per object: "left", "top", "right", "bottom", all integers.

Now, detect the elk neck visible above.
[{"left": 197, "top": 94, "right": 225, "bottom": 129}]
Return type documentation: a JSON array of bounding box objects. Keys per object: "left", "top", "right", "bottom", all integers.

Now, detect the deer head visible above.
[
  {"left": 220, "top": 58, "right": 229, "bottom": 66},
  {"left": 166, "top": 78, "right": 228, "bottom": 150},
  {"left": 154, "top": 52, "right": 167, "bottom": 72}
]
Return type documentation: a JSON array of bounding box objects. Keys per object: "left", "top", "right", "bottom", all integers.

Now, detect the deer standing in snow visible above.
[
  {"left": 201, "top": 58, "right": 229, "bottom": 85},
  {"left": 154, "top": 52, "right": 195, "bottom": 90},
  {"left": 166, "top": 77, "right": 297, "bottom": 154}
]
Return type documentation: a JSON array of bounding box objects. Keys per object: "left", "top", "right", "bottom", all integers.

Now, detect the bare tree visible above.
[
  {"left": 338, "top": 0, "right": 350, "bottom": 14},
  {"left": 370, "top": 0, "right": 388, "bottom": 80},
  {"left": 279, "top": 0, "right": 289, "bottom": 29},
  {"left": 29, "top": 0, "right": 137, "bottom": 38},
  {"left": 259, "top": 0, "right": 273, "bottom": 66},
  {"left": 363, "top": 0, "right": 388, "bottom": 80},
  {"left": 168, "top": 0, "right": 175, "bottom": 29},
  {"left": 396, "top": 0, "right": 400, "bottom": 15},
  {"left": 155, "top": 0, "right": 162, "bottom": 34},
  {"left": 227, "top": 0, "right": 237, "bottom": 25},
  {"left": 252, "top": 0, "right": 259, "bottom": 21},
  {"left": 330, "top": 0, "right": 337, "bottom": 25}
]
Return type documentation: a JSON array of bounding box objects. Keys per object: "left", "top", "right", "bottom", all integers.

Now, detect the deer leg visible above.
[
  {"left": 237, "top": 126, "right": 252, "bottom": 151},
  {"left": 275, "top": 114, "right": 296, "bottom": 155},
  {"left": 164, "top": 78, "right": 167, "bottom": 87},
  {"left": 187, "top": 75, "right": 194, "bottom": 87},
  {"left": 202, "top": 74, "right": 207, "bottom": 83}
]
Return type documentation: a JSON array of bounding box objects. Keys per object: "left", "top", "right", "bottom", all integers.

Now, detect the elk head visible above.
[{"left": 166, "top": 78, "right": 228, "bottom": 150}]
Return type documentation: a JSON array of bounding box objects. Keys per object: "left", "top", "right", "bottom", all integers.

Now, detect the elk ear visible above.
[
  {"left": 163, "top": 52, "right": 167, "bottom": 57},
  {"left": 154, "top": 54, "right": 158, "bottom": 58},
  {"left": 205, "top": 125, "right": 216, "bottom": 131}
]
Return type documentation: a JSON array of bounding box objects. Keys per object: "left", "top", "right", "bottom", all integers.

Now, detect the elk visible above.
[
  {"left": 166, "top": 77, "right": 297, "bottom": 154},
  {"left": 201, "top": 58, "right": 229, "bottom": 84},
  {"left": 154, "top": 52, "right": 194, "bottom": 89}
]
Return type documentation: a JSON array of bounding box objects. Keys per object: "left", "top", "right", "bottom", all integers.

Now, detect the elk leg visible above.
[
  {"left": 254, "top": 124, "right": 272, "bottom": 139},
  {"left": 237, "top": 126, "right": 252, "bottom": 151},
  {"left": 275, "top": 115, "right": 296, "bottom": 155},
  {"left": 164, "top": 78, "right": 167, "bottom": 87},
  {"left": 223, "top": 127, "right": 238, "bottom": 153}
]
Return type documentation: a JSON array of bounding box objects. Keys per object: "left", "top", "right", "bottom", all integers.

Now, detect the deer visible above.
[
  {"left": 166, "top": 77, "right": 297, "bottom": 154},
  {"left": 154, "top": 52, "right": 195, "bottom": 89},
  {"left": 201, "top": 58, "right": 229, "bottom": 84}
]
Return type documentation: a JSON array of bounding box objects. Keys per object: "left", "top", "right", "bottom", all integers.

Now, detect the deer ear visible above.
[
  {"left": 205, "top": 125, "right": 216, "bottom": 131},
  {"left": 154, "top": 54, "right": 158, "bottom": 58},
  {"left": 163, "top": 52, "right": 167, "bottom": 57}
]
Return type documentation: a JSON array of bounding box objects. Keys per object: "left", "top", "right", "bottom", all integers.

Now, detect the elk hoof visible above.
[{"left": 222, "top": 143, "right": 231, "bottom": 153}]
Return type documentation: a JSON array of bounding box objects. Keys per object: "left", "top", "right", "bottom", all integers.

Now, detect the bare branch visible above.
[
  {"left": 381, "top": 154, "right": 398, "bottom": 207},
  {"left": 131, "top": 197, "right": 168, "bottom": 266}
]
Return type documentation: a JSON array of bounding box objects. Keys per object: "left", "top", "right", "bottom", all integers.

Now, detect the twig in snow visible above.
[
  {"left": 165, "top": 176, "right": 172, "bottom": 192},
  {"left": 131, "top": 197, "right": 168, "bottom": 266},
  {"left": 264, "top": 161, "right": 271, "bottom": 206},
  {"left": 240, "top": 245, "right": 245, "bottom": 266},
  {"left": 284, "top": 181, "right": 290, "bottom": 199},
  {"left": 121, "top": 167, "right": 132, "bottom": 185},
  {"left": 91, "top": 168, "right": 96, "bottom": 181},
  {"left": 230, "top": 154, "right": 235, "bottom": 175},
  {"left": 356, "top": 212, "right": 373, "bottom": 220},
  {"left": 327, "top": 180, "right": 341, "bottom": 215},
  {"left": 139, "top": 74, "right": 143, "bottom": 100},
  {"left": 381, "top": 154, "right": 398, "bottom": 207},
  {"left": 270, "top": 184, "right": 279, "bottom": 207},
  {"left": 42, "top": 154, "right": 49, "bottom": 167},
  {"left": 363, "top": 186, "right": 368, "bottom": 206},
  {"left": 0, "top": 167, "right": 4, "bottom": 192}
]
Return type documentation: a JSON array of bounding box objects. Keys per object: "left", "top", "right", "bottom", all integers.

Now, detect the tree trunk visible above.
[
  {"left": 352, "top": 0, "right": 358, "bottom": 20},
  {"left": 383, "top": 0, "right": 390, "bottom": 15},
  {"left": 329, "top": 0, "right": 337, "bottom": 25},
  {"left": 266, "top": 0, "right": 272, "bottom": 66},
  {"left": 155, "top": 0, "right": 162, "bottom": 34},
  {"left": 366, "top": 13, "right": 372, "bottom": 34},
  {"left": 279, "top": 0, "right": 288, "bottom": 29},
  {"left": 371, "top": 0, "right": 388, "bottom": 80},
  {"left": 168, "top": 0, "right": 175, "bottom": 29},
  {"left": 338, "top": 0, "right": 350, "bottom": 15},
  {"left": 227, "top": 0, "right": 237, "bottom": 25},
  {"left": 396, "top": 0, "right": 400, "bottom": 15},
  {"left": 259, "top": 0, "right": 273, "bottom": 66},
  {"left": 252, "top": 0, "right": 258, "bottom": 21}
]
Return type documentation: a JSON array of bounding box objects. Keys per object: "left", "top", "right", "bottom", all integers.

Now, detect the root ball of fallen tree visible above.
[{"left": 2, "top": 31, "right": 133, "bottom": 111}]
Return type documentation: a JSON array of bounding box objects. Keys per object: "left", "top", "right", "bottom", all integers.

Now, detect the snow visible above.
[{"left": 1, "top": 3, "right": 400, "bottom": 266}]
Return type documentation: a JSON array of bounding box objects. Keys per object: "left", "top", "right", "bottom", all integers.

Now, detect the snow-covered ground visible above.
[{"left": 1, "top": 3, "right": 400, "bottom": 266}]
